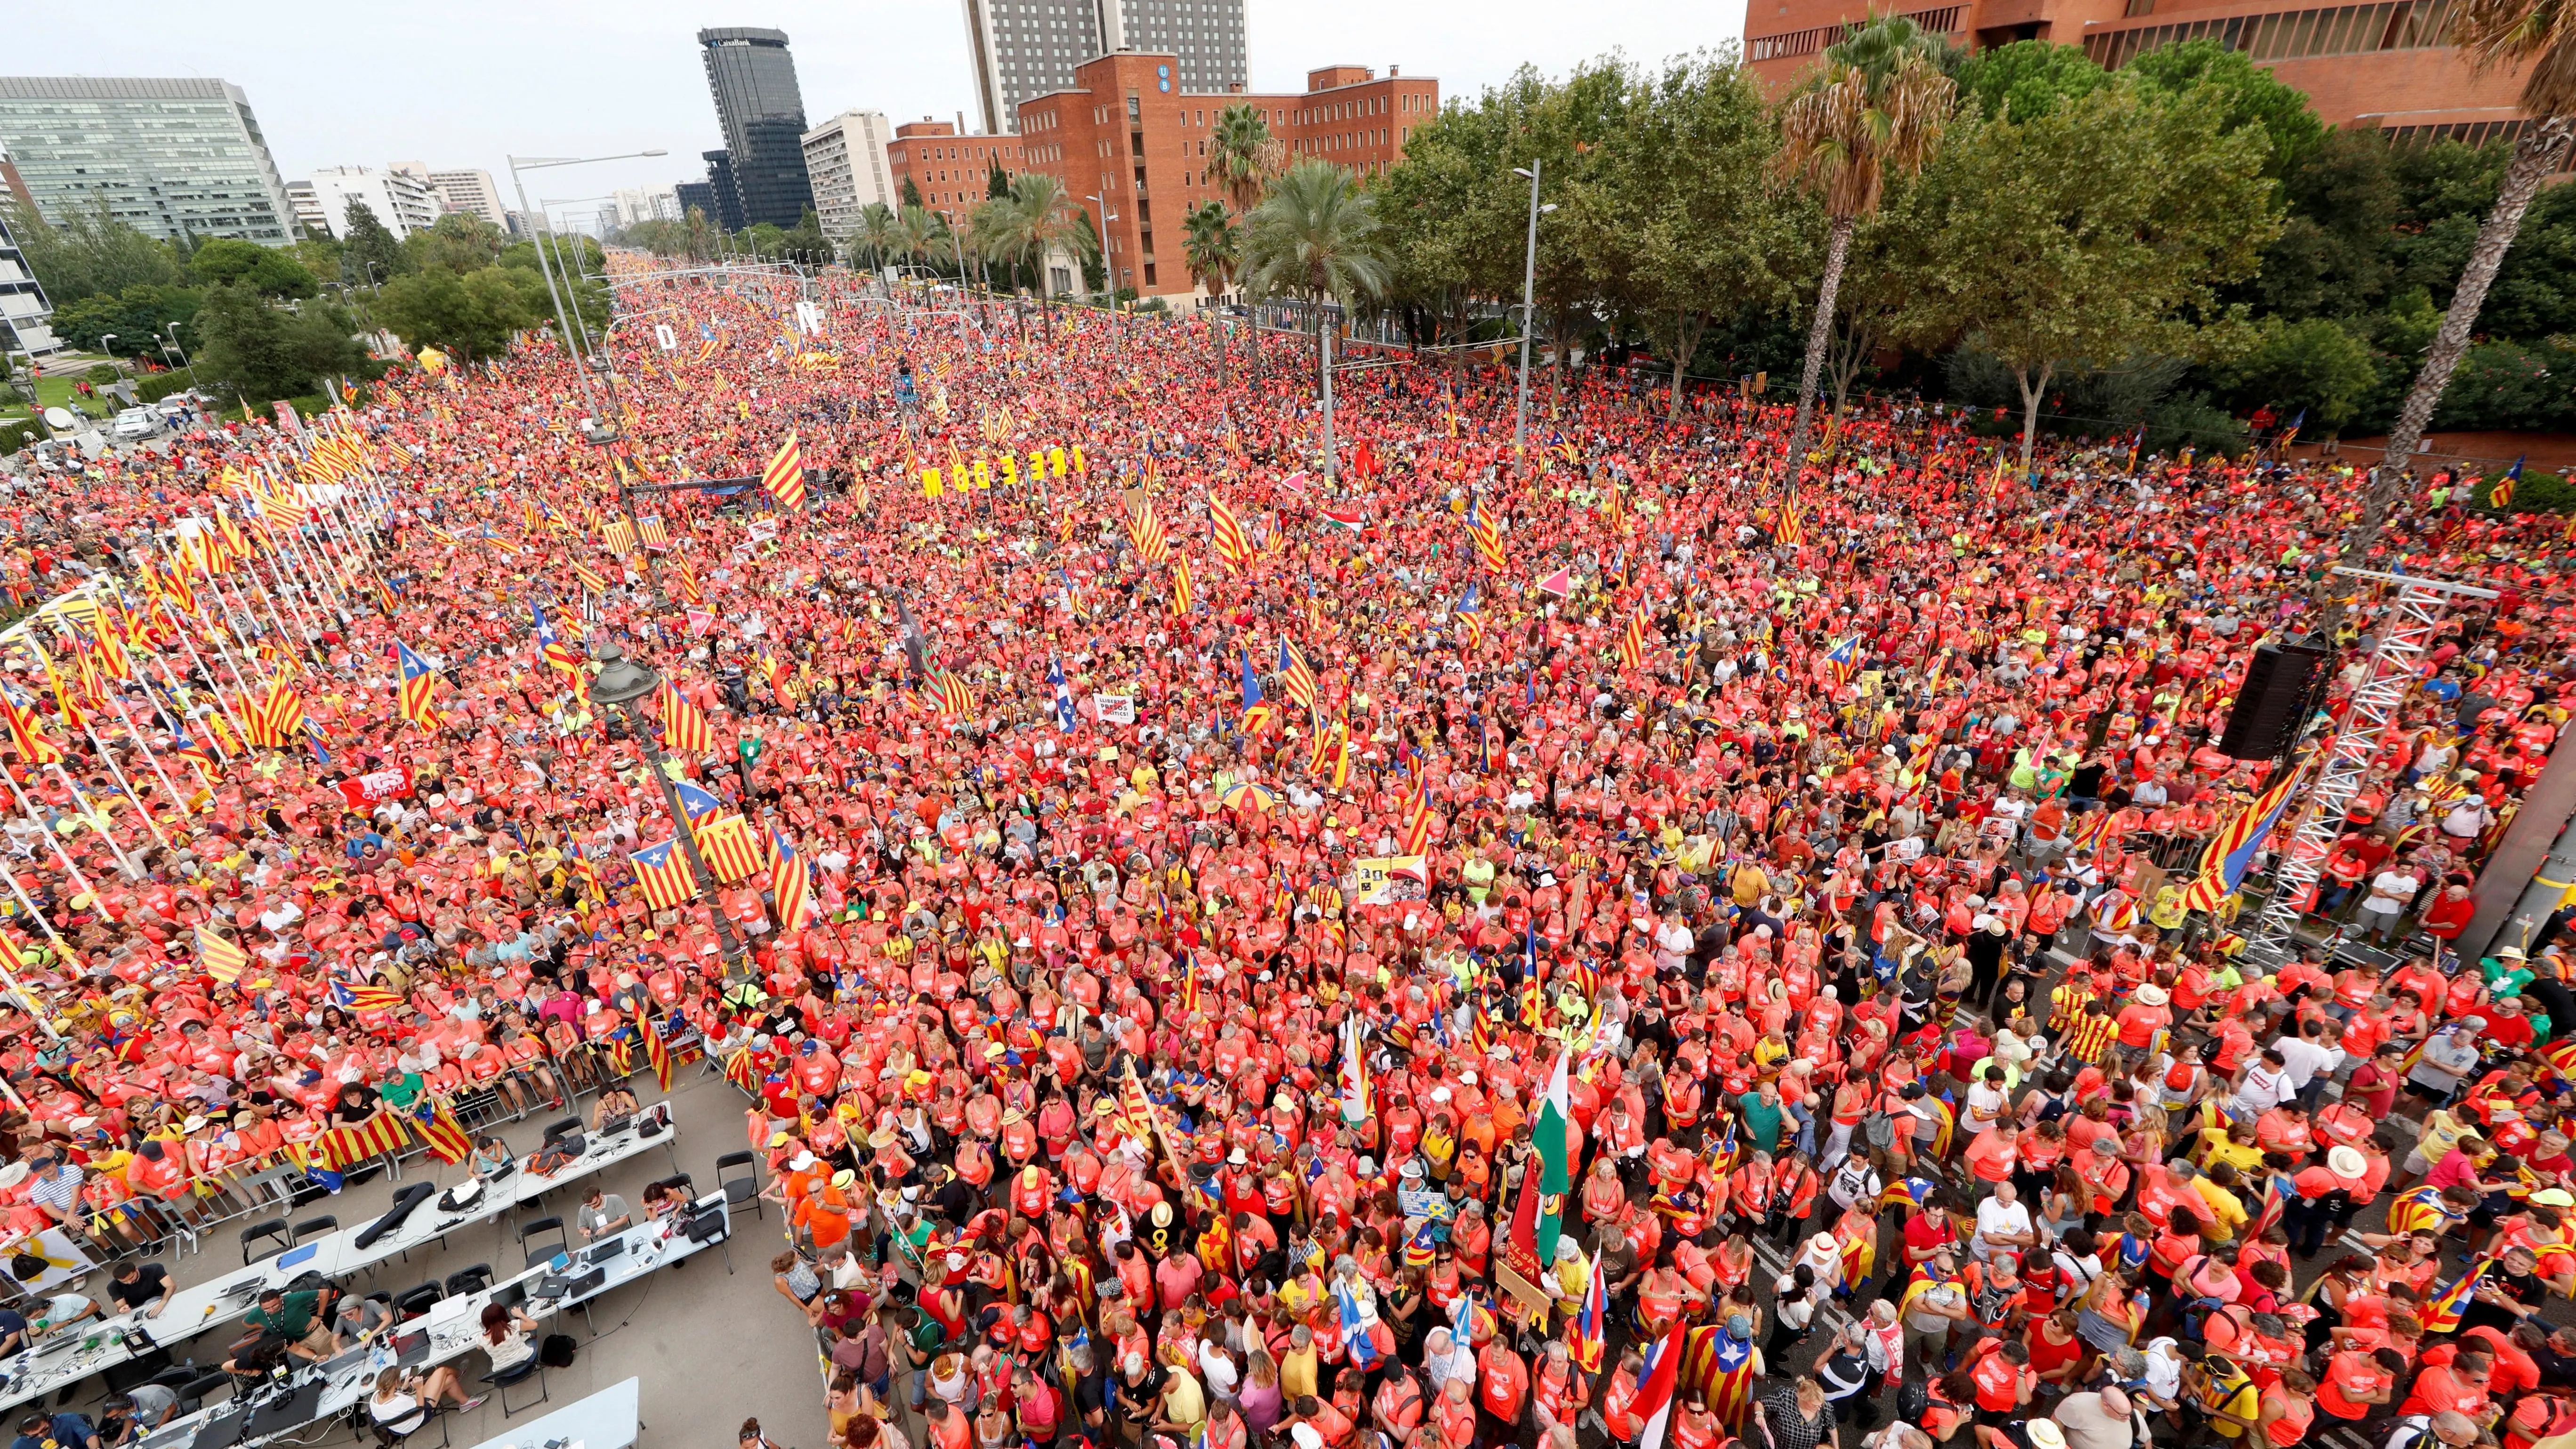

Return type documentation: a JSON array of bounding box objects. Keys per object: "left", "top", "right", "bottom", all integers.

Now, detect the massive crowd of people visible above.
[{"left": 0, "top": 257, "right": 2571, "bottom": 1449}]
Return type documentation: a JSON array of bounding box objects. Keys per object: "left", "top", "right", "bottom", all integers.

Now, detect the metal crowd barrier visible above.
[{"left": 45, "top": 1026, "right": 716, "bottom": 1264}]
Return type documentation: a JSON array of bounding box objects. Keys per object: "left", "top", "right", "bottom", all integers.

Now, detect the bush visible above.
[
  {"left": 82, "top": 363, "right": 118, "bottom": 385},
  {"left": 135, "top": 371, "right": 198, "bottom": 405},
  {"left": 0, "top": 421, "right": 38, "bottom": 454},
  {"left": 2470, "top": 470, "right": 2576, "bottom": 513}
]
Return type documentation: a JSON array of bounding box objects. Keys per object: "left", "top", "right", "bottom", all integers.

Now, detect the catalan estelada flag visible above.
[
  {"left": 1170, "top": 554, "right": 1194, "bottom": 616},
  {"left": 2419, "top": 1255, "right": 2495, "bottom": 1334},
  {"left": 2, "top": 692, "right": 63, "bottom": 765},
  {"left": 632, "top": 838, "right": 698, "bottom": 910},
  {"left": 1776, "top": 495, "right": 1804, "bottom": 547},
  {"left": 1619, "top": 611, "right": 1647, "bottom": 670},
  {"left": 693, "top": 812, "right": 766, "bottom": 884},
  {"left": 769, "top": 826, "right": 814, "bottom": 938},
  {"left": 761, "top": 432, "right": 807, "bottom": 511},
  {"left": 569, "top": 557, "right": 610, "bottom": 594},
  {"left": 723, "top": 1047, "right": 761, "bottom": 1095},
  {"left": 415, "top": 1103, "right": 473, "bottom": 1165},
  {"left": 394, "top": 641, "right": 443, "bottom": 730},
  {"left": 1280, "top": 639, "right": 1318, "bottom": 711},
  {"left": 644, "top": 1016, "right": 675, "bottom": 1093},
  {"left": 2175, "top": 757, "right": 2309, "bottom": 912}
]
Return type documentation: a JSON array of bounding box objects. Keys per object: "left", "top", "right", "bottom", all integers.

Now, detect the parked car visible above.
[{"left": 109, "top": 407, "right": 162, "bottom": 441}]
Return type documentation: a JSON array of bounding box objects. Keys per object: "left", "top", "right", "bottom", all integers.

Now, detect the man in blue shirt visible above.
[{"left": 13, "top": 1411, "right": 100, "bottom": 1449}]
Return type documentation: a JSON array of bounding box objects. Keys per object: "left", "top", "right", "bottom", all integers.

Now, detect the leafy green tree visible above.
[
  {"left": 2323, "top": 0, "right": 2576, "bottom": 614},
  {"left": 1209, "top": 104, "right": 1282, "bottom": 215},
  {"left": 2212, "top": 315, "right": 2380, "bottom": 432},
  {"left": 2431, "top": 338, "right": 2576, "bottom": 431},
  {"left": 372, "top": 266, "right": 539, "bottom": 360},
  {"left": 1243, "top": 159, "right": 1391, "bottom": 481},
  {"left": 1182, "top": 200, "right": 1242, "bottom": 378},
  {"left": 777, "top": 207, "right": 830, "bottom": 264},
  {"left": 290, "top": 235, "right": 345, "bottom": 290},
  {"left": 47, "top": 285, "right": 203, "bottom": 357},
  {"left": 617, "top": 218, "right": 690, "bottom": 257},
  {"left": 2125, "top": 40, "right": 2328, "bottom": 175},
  {"left": 1777, "top": 14, "right": 1958, "bottom": 470},
  {"left": 400, "top": 213, "right": 508, "bottom": 276},
  {"left": 188, "top": 237, "right": 316, "bottom": 298},
  {"left": 1378, "top": 60, "right": 1631, "bottom": 400},
  {"left": 191, "top": 283, "right": 367, "bottom": 403},
  {"left": 899, "top": 177, "right": 924, "bottom": 209},
  {"left": 854, "top": 202, "right": 901, "bottom": 272},
  {"left": 895, "top": 205, "right": 946, "bottom": 274},
  {"left": 2248, "top": 129, "right": 2399, "bottom": 320},
  {"left": 338, "top": 200, "right": 407, "bottom": 283},
  {"left": 1576, "top": 54, "right": 1802, "bottom": 417},
  {"left": 975, "top": 174, "right": 1098, "bottom": 331},
  {"left": 1955, "top": 39, "right": 2106, "bottom": 121},
  {"left": 1894, "top": 84, "right": 2281, "bottom": 464},
  {"left": 987, "top": 157, "right": 1011, "bottom": 200},
  {"left": 0, "top": 196, "right": 187, "bottom": 305}
]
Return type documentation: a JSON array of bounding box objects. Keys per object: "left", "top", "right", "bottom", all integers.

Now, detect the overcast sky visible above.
[{"left": 13, "top": 0, "right": 1747, "bottom": 224}]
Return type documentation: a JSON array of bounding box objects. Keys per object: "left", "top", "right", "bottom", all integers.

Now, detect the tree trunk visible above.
[
  {"left": 1783, "top": 212, "right": 1856, "bottom": 477},
  {"left": 2313, "top": 113, "right": 2574, "bottom": 635},
  {"left": 2013, "top": 360, "right": 2054, "bottom": 469},
  {"left": 1668, "top": 309, "right": 1702, "bottom": 419},
  {"left": 1318, "top": 306, "right": 1335, "bottom": 484}
]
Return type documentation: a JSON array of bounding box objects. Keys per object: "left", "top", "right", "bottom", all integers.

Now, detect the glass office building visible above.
[
  {"left": 0, "top": 77, "right": 297, "bottom": 244},
  {"left": 697, "top": 28, "right": 815, "bottom": 229}
]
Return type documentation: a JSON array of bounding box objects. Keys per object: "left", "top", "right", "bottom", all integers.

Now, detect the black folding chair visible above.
[
  {"left": 443, "top": 1263, "right": 493, "bottom": 1298},
  {"left": 290, "top": 1214, "right": 339, "bottom": 1244},
  {"left": 241, "top": 1219, "right": 290, "bottom": 1264},
  {"left": 483, "top": 1357, "right": 547, "bottom": 1417},
  {"left": 517, "top": 1216, "right": 567, "bottom": 1268},
  {"left": 715, "top": 1151, "right": 763, "bottom": 1222},
  {"left": 391, "top": 1282, "right": 443, "bottom": 1321}
]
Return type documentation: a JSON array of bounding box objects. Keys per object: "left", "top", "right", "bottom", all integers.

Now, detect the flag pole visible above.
[
  {"left": 29, "top": 645, "right": 171, "bottom": 854},
  {"left": 102, "top": 679, "right": 189, "bottom": 825},
  {"left": 0, "top": 907, "right": 66, "bottom": 1042},
  {"left": 0, "top": 764, "right": 124, "bottom": 894}
]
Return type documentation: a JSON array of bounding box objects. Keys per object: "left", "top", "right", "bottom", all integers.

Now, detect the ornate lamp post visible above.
[{"left": 586, "top": 634, "right": 750, "bottom": 983}]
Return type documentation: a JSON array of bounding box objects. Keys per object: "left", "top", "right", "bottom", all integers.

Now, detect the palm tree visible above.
[
  {"left": 1209, "top": 104, "right": 1283, "bottom": 215},
  {"left": 894, "top": 205, "right": 945, "bottom": 284},
  {"left": 1182, "top": 201, "right": 1242, "bottom": 382},
  {"left": 2315, "top": 2, "right": 2575, "bottom": 628},
  {"left": 855, "top": 202, "right": 900, "bottom": 277},
  {"left": 1775, "top": 13, "right": 1956, "bottom": 475},
  {"left": 1244, "top": 159, "right": 1391, "bottom": 484},
  {"left": 980, "top": 173, "right": 1098, "bottom": 338}
]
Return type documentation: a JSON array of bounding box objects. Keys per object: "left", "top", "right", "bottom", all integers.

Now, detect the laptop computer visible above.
[
  {"left": 187, "top": 1411, "right": 248, "bottom": 1449},
  {"left": 558, "top": 1266, "right": 607, "bottom": 1302},
  {"left": 583, "top": 1237, "right": 627, "bottom": 1265},
  {"left": 243, "top": 1381, "right": 322, "bottom": 1438},
  {"left": 597, "top": 1112, "right": 633, "bottom": 1136},
  {"left": 391, "top": 1329, "right": 430, "bottom": 1367}
]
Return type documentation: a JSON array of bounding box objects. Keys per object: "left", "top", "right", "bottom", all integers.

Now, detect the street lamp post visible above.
[
  {"left": 1084, "top": 194, "right": 1119, "bottom": 305},
  {"left": 163, "top": 322, "right": 200, "bottom": 394},
  {"left": 585, "top": 634, "right": 750, "bottom": 983},
  {"left": 1509, "top": 163, "right": 1556, "bottom": 478},
  {"left": 507, "top": 151, "right": 668, "bottom": 408}
]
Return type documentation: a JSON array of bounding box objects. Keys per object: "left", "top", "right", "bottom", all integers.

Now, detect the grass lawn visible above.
[{"left": 0, "top": 375, "right": 81, "bottom": 421}]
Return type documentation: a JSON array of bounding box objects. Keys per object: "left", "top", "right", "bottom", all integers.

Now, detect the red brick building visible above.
[
  {"left": 1744, "top": 0, "right": 2536, "bottom": 146},
  {"left": 885, "top": 120, "right": 1031, "bottom": 227},
  {"left": 1016, "top": 54, "right": 1440, "bottom": 298}
]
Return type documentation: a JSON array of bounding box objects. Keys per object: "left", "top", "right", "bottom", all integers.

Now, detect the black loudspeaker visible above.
[{"left": 2218, "top": 639, "right": 2331, "bottom": 759}]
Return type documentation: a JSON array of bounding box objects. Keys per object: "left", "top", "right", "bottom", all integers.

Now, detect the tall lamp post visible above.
[
  {"left": 507, "top": 151, "right": 668, "bottom": 409},
  {"left": 163, "top": 322, "right": 200, "bottom": 394},
  {"left": 585, "top": 634, "right": 751, "bottom": 983},
  {"left": 1509, "top": 163, "right": 1556, "bottom": 479}
]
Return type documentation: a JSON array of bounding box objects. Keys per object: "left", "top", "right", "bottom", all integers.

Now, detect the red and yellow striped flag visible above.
[{"left": 761, "top": 432, "right": 808, "bottom": 511}]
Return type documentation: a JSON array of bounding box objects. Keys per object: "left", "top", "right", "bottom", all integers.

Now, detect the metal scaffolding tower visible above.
[{"left": 2242, "top": 566, "right": 2497, "bottom": 969}]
